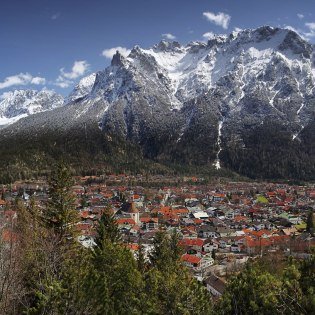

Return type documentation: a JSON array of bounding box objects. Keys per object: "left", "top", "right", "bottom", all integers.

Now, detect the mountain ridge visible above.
[
  {"left": 0, "top": 89, "right": 63, "bottom": 126},
  {"left": 1, "top": 25, "right": 315, "bottom": 181}
]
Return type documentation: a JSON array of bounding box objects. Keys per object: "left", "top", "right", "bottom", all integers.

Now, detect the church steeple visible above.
[{"left": 130, "top": 202, "right": 140, "bottom": 224}]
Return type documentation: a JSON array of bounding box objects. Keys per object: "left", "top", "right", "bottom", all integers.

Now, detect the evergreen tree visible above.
[
  {"left": 306, "top": 210, "right": 314, "bottom": 235},
  {"left": 44, "top": 162, "right": 78, "bottom": 239},
  {"left": 146, "top": 230, "right": 212, "bottom": 314},
  {"left": 217, "top": 264, "right": 282, "bottom": 314},
  {"left": 23, "top": 162, "right": 80, "bottom": 314},
  {"left": 137, "top": 239, "right": 147, "bottom": 274},
  {"left": 90, "top": 211, "right": 143, "bottom": 314},
  {"left": 211, "top": 248, "right": 216, "bottom": 260},
  {"left": 170, "top": 229, "right": 182, "bottom": 263},
  {"left": 279, "top": 262, "right": 306, "bottom": 314},
  {"left": 298, "top": 252, "right": 315, "bottom": 313},
  {"left": 149, "top": 230, "right": 174, "bottom": 271},
  {"left": 95, "top": 207, "right": 121, "bottom": 248}
]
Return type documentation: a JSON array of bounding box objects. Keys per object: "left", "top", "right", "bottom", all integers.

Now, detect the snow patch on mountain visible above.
[
  {"left": 0, "top": 89, "right": 63, "bottom": 126},
  {"left": 65, "top": 73, "right": 96, "bottom": 103}
]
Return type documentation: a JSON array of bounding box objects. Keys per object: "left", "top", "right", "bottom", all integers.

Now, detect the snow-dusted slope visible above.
[
  {"left": 65, "top": 73, "right": 96, "bottom": 104},
  {"left": 63, "top": 26, "right": 313, "bottom": 132},
  {"left": 120, "top": 27, "right": 314, "bottom": 107},
  {"left": 1, "top": 26, "right": 315, "bottom": 179},
  {"left": 0, "top": 89, "right": 63, "bottom": 126}
]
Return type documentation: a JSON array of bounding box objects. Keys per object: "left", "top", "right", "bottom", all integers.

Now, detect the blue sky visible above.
[{"left": 1, "top": 0, "right": 315, "bottom": 96}]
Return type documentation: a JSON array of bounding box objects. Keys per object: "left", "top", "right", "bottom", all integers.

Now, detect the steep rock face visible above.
[
  {"left": 65, "top": 73, "right": 96, "bottom": 104},
  {"left": 0, "top": 89, "right": 63, "bottom": 126},
  {"left": 1, "top": 26, "right": 315, "bottom": 179}
]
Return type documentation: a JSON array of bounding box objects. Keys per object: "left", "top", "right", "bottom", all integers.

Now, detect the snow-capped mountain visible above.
[
  {"left": 0, "top": 89, "right": 63, "bottom": 126},
  {"left": 1, "top": 26, "right": 315, "bottom": 180},
  {"left": 64, "top": 73, "right": 96, "bottom": 104}
]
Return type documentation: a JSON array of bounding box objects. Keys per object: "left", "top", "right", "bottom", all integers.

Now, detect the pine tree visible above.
[
  {"left": 23, "top": 162, "right": 80, "bottom": 314},
  {"left": 306, "top": 210, "right": 314, "bottom": 235},
  {"left": 217, "top": 264, "right": 282, "bottom": 315},
  {"left": 95, "top": 207, "right": 121, "bottom": 248},
  {"left": 137, "top": 239, "right": 147, "bottom": 274},
  {"left": 90, "top": 210, "right": 144, "bottom": 314},
  {"left": 211, "top": 248, "right": 216, "bottom": 260},
  {"left": 149, "top": 230, "right": 173, "bottom": 271},
  {"left": 146, "top": 230, "right": 212, "bottom": 314},
  {"left": 170, "top": 229, "right": 182, "bottom": 263},
  {"left": 44, "top": 162, "right": 78, "bottom": 239}
]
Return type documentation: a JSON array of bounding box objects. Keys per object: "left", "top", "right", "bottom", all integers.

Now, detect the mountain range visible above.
[{"left": 1, "top": 26, "right": 315, "bottom": 181}]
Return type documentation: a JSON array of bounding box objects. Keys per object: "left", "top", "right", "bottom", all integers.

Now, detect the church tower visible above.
[{"left": 130, "top": 202, "right": 140, "bottom": 225}]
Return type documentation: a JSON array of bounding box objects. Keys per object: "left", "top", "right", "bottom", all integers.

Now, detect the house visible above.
[
  {"left": 212, "top": 193, "right": 226, "bottom": 202},
  {"left": 216, "top": 227, "right": 234, "bottom": 238},
  {"left": 116, "top": 218, "right": 136, "bottom": 229},
  {"left": 140, "top": 217, "right": 159, "bottom": 231},
  {"left": 197, "top": 225, "right": 216, "bottom": 238},
  {"left": 218, "top": 239, "right": 228, "bottom": 249},
  {"left": 181, "top": 253, "right": 214, "bottom": 272},
  {"left": 205, "top": 274, "right": 226, "bottom": 297},
  {"left": 280, "top": 227, "right": 297, "bottom": 236},
  {"left": 191, "top": 211, "right": 209, "bottom": 220},
  {"left": 230, "top": 243, "right": 241, "bottom": 252},
  {"left": 129, "top": 225, "right": 140, "bottom": 236},
  {"left": 203, "top": 240, "right": 218, "bottom": 253},
  {"left": 225, "top": 210, "right": 235, "bottom": 220},
  {"left": 181, "top": 254, "right": 201, "bottom": 269},
  {"left": 0, "top": 199, "right": 6, "bottom": 209},
  {"left": 179, "top": 238, "right": 205, "bottom": 252}
]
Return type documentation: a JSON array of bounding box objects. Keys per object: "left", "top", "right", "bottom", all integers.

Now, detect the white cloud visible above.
[
  {"left": 60, "top": 60, "right": 90, "bottom": 80},
  {"left": 202, "top": 32, "right": 215, "bottom": 40},
  {"left": 305, "top": 22, "right": 315, "bottom": 32},
  {"left": 284, "top": 25, "right": 303, "bottom": 35},
  {"left": 234, "top": 27, "right": 243, "bottom": 33},
  {"left": 54, "top": 60, "right": 90, "bottom": 88},
  {"left": 203, "top": 11, "right": 231, "bottom": 29},
  {"left": 0, "top": 91, "right": 11, "bottom": 100},
  {"left": 303, "top": 22, "right": 315, "bottom": 39},
  {"left": 284, "top": 25, "right": 299, "bottom": 32},
  {"left": 297, "top": 13, "right": 304, "bottom": 19},
  {"left": 0, "top": 73, "right": 46, "bottom": 89},
  {"left": 55, "top": 76, "right": 73, "bottom": 88},
  {"left": 283, "top": 24, "right": 315, "bottom": 40},
  {"left": 162, "top": 33, "right": 176, "bottom": 40},
  {"left": 51, "top": 12, "right": 60, "bottom": 20},
  {"left": 101, "top": 47, "right": 131, "bottom": 59},
  {"left": 31, "top": 77, "right": 46, "bottom": 85}
]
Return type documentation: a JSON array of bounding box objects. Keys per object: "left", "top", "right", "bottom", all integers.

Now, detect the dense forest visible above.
[
  {"left": 0, "top": 163, "right": 314, "bottom": 314},
  {"left": 0, "top": 124, "right": 242, "bottom": 184},
  {"left": 0, "top": 115, "right": 315, "bottom": 184}
]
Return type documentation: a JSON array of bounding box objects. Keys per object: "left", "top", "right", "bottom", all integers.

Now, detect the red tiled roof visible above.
[
  {"left": 182, "top": 254, "right": 201, "bottom": 264},
  {"left": 179, "top": 238, "right": 205, "bottom": 247},
  {"left": 80, "top": 210, "right": 90, "bottom": 219},
  {"left": 116, "top": 218, "right": 136, "bottom": 225},
  {"left": 140, "top": 217, "right": 158, "bottom": 223},
  {"left": 193, "top": 219, "right": 203, "bottom": 225},
  {"left": 126, "top": 243, "right": 139, "bottom": 251},
  {"left": 1, "top": 229, "right": 18, "bottom": 243}
]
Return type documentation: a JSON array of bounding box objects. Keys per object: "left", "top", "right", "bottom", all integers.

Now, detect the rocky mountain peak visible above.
[
  {"left": 1, "top": 26, "right": 315, "bottom": 180},
  {"left": 111, "top": 50, "right": 125, "bottom": 66},
  {"left": 154, "top": 40, "right": 183, "bottom": 52},
  {"left": 65, "top": 73, "right": 96, "bottom": 104},
  {"left": 0, "top": 89, "right": 63, "bottom": 126},
  {"left": 279, "top": 29, "right": 312, "bottom": 58}
]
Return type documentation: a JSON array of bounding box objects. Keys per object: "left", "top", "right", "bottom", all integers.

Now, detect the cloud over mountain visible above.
[
  {"left": 0, "top": 73, "right": 46, "bottom": 89},
  {"left": 203, "top": 11, "right": 231, "bottom": 29},
  {"left": 102, "top": 47, "right": 131, "bottom": 59}
]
